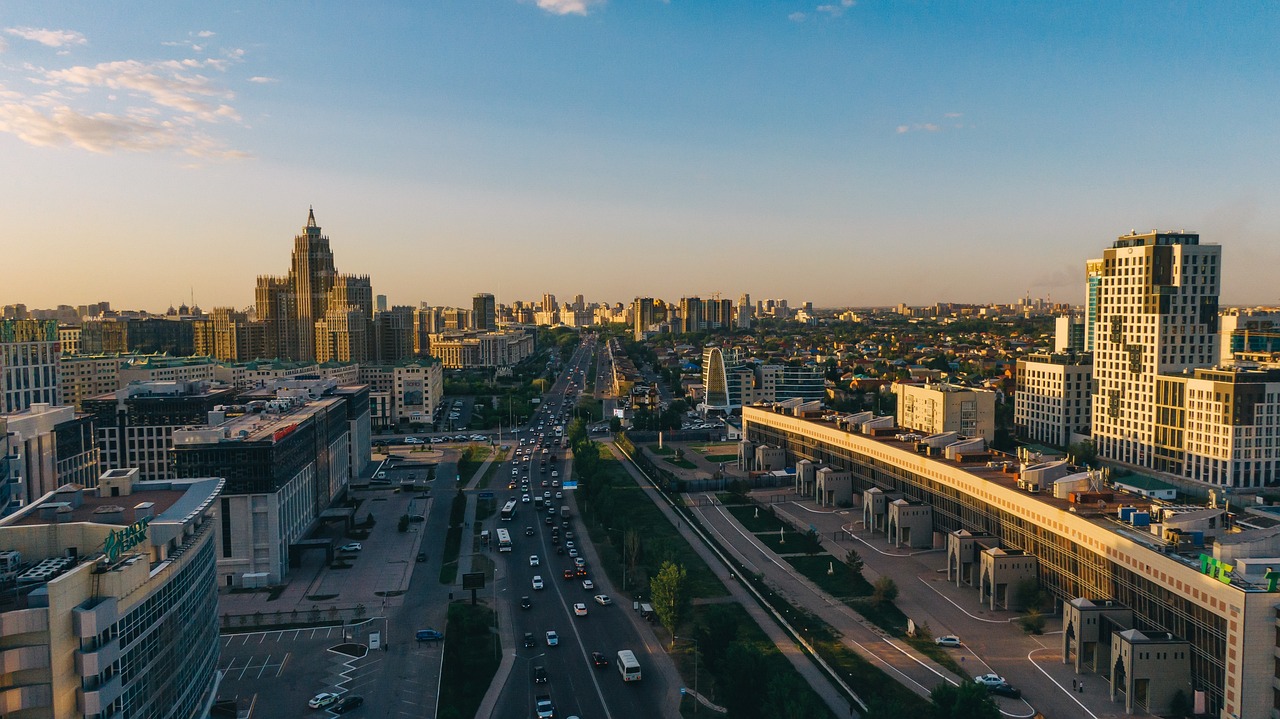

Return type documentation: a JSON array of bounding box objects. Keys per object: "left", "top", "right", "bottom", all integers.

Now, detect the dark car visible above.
[
  {"left": 523, "top": 632, "right": 536, "bottom": 648},
  {"left": 533, "top": 665, "right": 548, "bottom": 684},
  {"left": 525, "top": 526, "right": 535, "bottom": 536},
  {"left": 521, "top": 596, "right": 532, "bottom": 610},
  {"left": 591, "top": 651, "right": 610, "bottom": 668},
  {"left": 416, "top": 552, "right": 427, "bottom": 563},
  {"left": 334, "top": 695, "right": 364, "bottom": 713},
  {"left": 988, "top": 682, "right": 1022, "bottom": 699}
]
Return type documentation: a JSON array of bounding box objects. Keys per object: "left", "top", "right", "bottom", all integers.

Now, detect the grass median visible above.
[{"left": 436, "top": 602, "right": 500, "bottom": 719}]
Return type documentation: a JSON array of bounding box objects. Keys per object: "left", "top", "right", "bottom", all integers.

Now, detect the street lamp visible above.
[{"left": 673, "top": 635, "right": 700, "bottom": 714}]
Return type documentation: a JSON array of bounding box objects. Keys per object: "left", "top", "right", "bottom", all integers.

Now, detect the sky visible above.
[{"left": 3, "top": 1, "right": 1280, "bottom": 311}]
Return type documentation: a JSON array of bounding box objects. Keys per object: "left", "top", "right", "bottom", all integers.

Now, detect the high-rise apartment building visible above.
[
  {"left": 1083, "top": 258, "right": 1104, "bottom": 352},
  {"left": 679, "top": 297, "right": 703, "bottom": 333},
  {"left": 1089, "top": 231, "right": 1220, "bottom": 472},
  {"left": 1015, "top": 352, "right": 1093, "bottom": 448},
  {"left": 473, "top": 293, "right": 497, "bottom": 331},
  {"left": 540, "top": 294, "right": 557, "bottom": 315},
  {"left": 1054, "top": 315, "right": 1085, "bottom": 353},
  {"left": 256, "top": 209, "right": 372, "bottom": 361},
  {"left": 1, "top": 319, "right": 61, "bottom": 414}
]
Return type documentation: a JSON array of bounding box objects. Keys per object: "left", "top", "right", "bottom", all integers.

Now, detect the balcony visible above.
[
  {"left": 78, "top": 672, "right": 122, "bottom": 716},
  {"left": 75, "top": 637, "right": 120, "bottom": 677}
]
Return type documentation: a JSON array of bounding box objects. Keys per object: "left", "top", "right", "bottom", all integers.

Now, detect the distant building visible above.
[
  {"left": 375, "top": 305, "right": 416, "bottom": 363},
  {"left": 892, "top": 382, "right": 997, "bottom": 443},
  {"left": 1054, "top": 315, "right": 1085, "bottom": 353},
  {"left": 1219, "top": 307, "right": 1280, "bottom": 365},
  {"left": 472, "top": 293, "right": 497, "bottom": 332},
  {"left": 429, "top": 330, "right": 534, "bottom": 369},
  {"left": 1, "top": 319, "right": 62, "bottom": 414},
  {"left": 358, "top": 359, "right": 443, "bottom": 429},
  {"left": 1015, "top": 352, "right": 1092, "bottom": 448},
  {"left": 0, "top": 417, "right": 13, "bottom": 515},
  {"left": 171, "top": 379, "right": 370, "bottom": 585},
  {"left": 700, "top": 347, "right": 824, "bottom": 412},
  {"left": 1, "top": 403, "right": 99, "bottom": 510},
  {"left": 57, "top": 325, "right": 81, "bottom": 354},
  {"left": 82, "top": 380, "right": 238, "bottom": 481},
  {"left": 0, "top": 469, "right": 224, "bottom": 719}
]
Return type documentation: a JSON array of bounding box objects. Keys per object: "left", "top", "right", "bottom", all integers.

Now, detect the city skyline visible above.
[{"left": 4, "top": 2, "right": 1280, "bottom": 309}]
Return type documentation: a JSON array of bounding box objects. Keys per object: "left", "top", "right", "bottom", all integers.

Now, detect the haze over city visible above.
[{"left": 3, "top": 1, "right": 1280, "bottom": 309}]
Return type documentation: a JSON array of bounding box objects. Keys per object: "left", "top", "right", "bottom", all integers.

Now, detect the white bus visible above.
[
  {"left": 616, "top": 649, "right": 641, "bottom": 682},
  {"left": 500, "top": 499, "right": 518, "bottom": 521},
  {"left": 496, "top": 528, "right": 512, "bottom": 552}
]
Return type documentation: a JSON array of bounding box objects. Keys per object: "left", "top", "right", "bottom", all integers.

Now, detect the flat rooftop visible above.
[{"left": 8, "top": 487, "right": 187, "bottom": 527}]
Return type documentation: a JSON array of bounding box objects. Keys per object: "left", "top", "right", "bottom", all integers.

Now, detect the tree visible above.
[
  {"left": 650, "top": 561, "right": 689, "bottom": 641},
  {"left": 1018, "top": 609, "right": 1046, "bottom": 635},
  {"left": 609, "top": 417, "right": 622, "bottom": 432},
  {"left": 1067, "top": 439, "right": 1098, "bottom": 467},
  {"left": 928, "top": 679, "right": 999, "bottom": 719},
  {"left": 623, "top": 529, "right": 643, "bottom": 587},
  {"left": 872, "top": 576, "right": 899, "bottom": 605},
  {"left": 845, "top": 548, "right": 865, "bottom": 576},
  {"left": 764, "top": 670, "right": 828, "bottom": 719}
]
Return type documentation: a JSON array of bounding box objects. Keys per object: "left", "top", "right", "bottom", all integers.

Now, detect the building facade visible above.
[
  {"left": 892, "top": 382, "right": 997, "bottom": 442},
  {"left": 1, "top": 319, "right": 61, "bottom": 414},
  {"left": 428, "top": 330, "right": 534, "bottom": 369},
  {"left": 743, "top": 406, "right": 1277, "bottom": 719},
  {"left": 0, "top": 469, "right": 224, "bottom": 719},
  {"left": 1015, "top": 352, "right": 1093, "bottom": 448},
  {"left": 1, "top": 403, "right": 99, "bottom": 510}
]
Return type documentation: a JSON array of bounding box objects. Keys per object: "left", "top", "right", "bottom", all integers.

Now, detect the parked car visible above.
[
  {"left": 415, "top": 629, "right": 444, "bottom": 641},
  {"left": 974, "top": 673, "right": 1006, "bottom": 687},
  {"left": 337, "top": 542, "right": 362, "bottom": 553},
  {"left": 308, "top": 692, "right": 340, "bottom": 709},
  {"left": 988, "top": 682, "right": 1022, "bottom": 699},
  {"left": 935, "top": 635, "right": 962, "bottom": 647},
  {"left": 334, "top": 695, "right": 364, "bottom": 714}
]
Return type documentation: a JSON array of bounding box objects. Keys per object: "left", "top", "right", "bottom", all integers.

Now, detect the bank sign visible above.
[{"left": 103, "top": 517, "right": 151, "bottom": 563}]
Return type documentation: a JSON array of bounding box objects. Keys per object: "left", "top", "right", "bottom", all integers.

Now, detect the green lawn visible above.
[
  {"left": 783, "top": 554, "right": 873, "bottom": 599},
  {"left": 755, "top": 529, "right": 820, "bottom": 554},
  {"left": 648, "top": 444, "right": 675, "bottom": 455},
  {"left": 663, "top": 456, "right": 697, "bottom": 469},
  {"left": 724, "top": 504, "right": 788, "bottom": 533},
  {"left": 437, "top": 602, "right": 501, "bottom": 719},
  {"left": 703, "top": 454, "right": 738, "bottom": 463}
]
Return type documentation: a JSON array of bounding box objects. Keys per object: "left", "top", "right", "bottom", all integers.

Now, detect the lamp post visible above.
[{"left": 673, "top": 635, "right": 700, "bottom": 714}]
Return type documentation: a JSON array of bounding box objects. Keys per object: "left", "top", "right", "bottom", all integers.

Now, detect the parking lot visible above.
[{"left": 219, "top": 627, "right": 379, "bottom": 717}]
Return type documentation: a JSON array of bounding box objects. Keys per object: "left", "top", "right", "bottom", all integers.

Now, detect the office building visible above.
[
  {"left": 374, "top": 305, "right": 416, "bottom": 363},
  {"left": 79, "top": 317, "right": 197, "bottom": 357},
  {"left": 2, "top": 319, "right": 62, "bottom": 415},
  {"left": 428, "top": 330, "right": 534, "bottom": 369},
  {"left": 194, "top": 307, "right": 267, "bottom": 362},
  {"left": 0, "top": 468, "right": 224, "bottom": 719},
  {"left": 358, "top": 359, "right": 443, "bottom": 429},
  {"left": 472, "top": 293, "right": 497, "bottom": 332},
  {"left": 892, "top": 382, "right": 997, "bottom": 443},
  {"left": 256, "top": 209, "right": 373, "bottom": 362},
  {"left": 82, "top": 380, "right": 238, "bottom": 481},
  {"left": 1, "top": 403, "right": 99, "bottom": 510},
  {"left": 59, "top": 353, "right": 217, "bottom": 411},
  {"left": 57, "top": 326, "right": 81, "bottom": 355},
  {"left": 1054, "top": 315, "right": 1086, "bottom": 353},
  {"left": 1084, "top": 258, "right": 1104, "bottom": 352},
  {"left": 1219, "top": 307, "right": 1280, "bottom": 364},
  {"left": 700, "top": 347, "right": 825, "bottom": 412},
  {"left": 743, "top": 406, "right": 1277, "bottom": 719},
  {"left": 1015, "top": 352, "right": 1093, "bottom": 448},
  {"left": 171, "top": 379, "right": 370, "bottom": 585}
]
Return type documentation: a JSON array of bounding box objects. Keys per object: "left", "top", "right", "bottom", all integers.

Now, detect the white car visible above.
[
  {"left": 568, "top": 549, "right": 579, "bottom": 558},
  {"left": 581, "top": 579, "right": 594, "bottom": 590},
  {"left": 308, "top": 692, "right": 340, "bottom": 709},
  {"left": 338, "top": 542, "right": 362, "bottom": 553},
  {"left": 522, "top": 494, "right": 531, "bottom": 503},
  {"left": 532, "top": 575, "right": 544, "bottom": 590},
  {"left": 546, "top": 630, "right": 559, "bottom": 646},
  {"left": 529, "top": 555, "right": 540, "bottom": 567},
  {"left": 974, "top": 673, "right": 1006, "bottom": 687},
  {"left": 573, "top": 603, "right": 588, "bottom": 617},
  {"left": 593, "top": 594, "right": 612, "bottom": 606},
  {"left": 935, "top": 635, "right": 962, "bottom": 648}
]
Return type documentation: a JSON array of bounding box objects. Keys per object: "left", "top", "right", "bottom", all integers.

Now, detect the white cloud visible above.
[
  {"left": 944, "top": 112, "right": 963, "bottom": 118},
  {"left": 789, "top": 11, "right": 807, "bottom": 22},
  {"left": 896, "top": 122, "right": 943, "bottom": 134},
  {"left": 532, "top": 0, "right": 604, "bottom": 16},
  {"left": 896, "top": 125, "right": 909, "bottom": 134},
  {"left": 196, "top": 30, "right": 216, "bottom": 38},
  {"left": 247, "top": 76, "right": 278, "bottom": 84},
  {"left": 41, "top": 59, "right": 240, "bottom": 123},
  {"left": 816, "top": 0, "right": 854, "bottom": 17},
  {"left": 0, "top": 102, "right": 247, "bottom": 158},
  {"left": 5, "top": 26, "right": 88, "bottom": 48}
]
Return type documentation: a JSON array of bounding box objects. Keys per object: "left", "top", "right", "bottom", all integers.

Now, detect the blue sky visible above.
[{"left": 3, "top": 1, "right": 1279, "bottom": 311}]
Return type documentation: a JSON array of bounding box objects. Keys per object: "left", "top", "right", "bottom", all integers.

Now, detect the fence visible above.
[{"left": 220, "top": 604, "right": 373, "bottom": 633}]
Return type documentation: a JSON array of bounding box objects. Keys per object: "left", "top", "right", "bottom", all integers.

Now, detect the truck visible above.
[{"left": 560, "top": 506, "right": 570, "bottom": 519}]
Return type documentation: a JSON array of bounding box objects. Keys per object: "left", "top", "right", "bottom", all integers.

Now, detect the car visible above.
[
  {"left": 333, "top": 695, "right": 365, "bottom": 713},
  {"left": 563, "top": 569, "right": 576, "bottom": 580},
  {"left": 523, "top": 631, "right": 536, "bottom": 648},
  {"left": 988, "top": 682, "right": 1022, "bottom": 699},
  {"left": 575, "top": 566, "right": 588, "bottom": 577},
  {"left": 308, "top": 692, "right": 340, "bottom": 709},
  {"left": 338, "top": 542, "right": 362, "bottom": 553},
  {"left": 974, "top": 673, "right": 1006, "bottom": 687},
  {"left": 529, "top": 555, "right": 540, "bottom": 567},
  {"left": 593, "top": 594, "right": 612, "bottom": 606},
  {"left": 416, "top": 552, "right": 427, "bottom": 563},
  {"left": 581, "top": 579, "right": 594, "bottom": 590},
  {"left": 546, "top": 630, "right": 559, "bottom": 646},
  {"left": 521, "top": 596, "right": 532, "bottom": 610},
  {"left": 573, "top": 602, "right": 588, "bottom": 616},
  {"left": 532, "top": 575, "right": 544, "bottom": 590},
  {"left": 591, "top": 651, "right": 610, "bottom": 668},
  {"left": 525, "top": 526, "right": 536, "bottom": 536},
  {"left": 522, "top": 494, "right": 531, "bottom": 503},
  {"left": 415, "top": 629, "right": 444, "bottom": 641},
  {"left": 550, "top": 535, "right": 560, "bottom": 544},
  {"left": 545, "top": 516, "right": 553, "bottom": 525},
  {"left": 564, "top": 541, "right": 575, "bottom": 550},
  {"left": 556, "top": 545, "right": 565, "bottom": 554},
  {"left": 555, "top": 491, "right": 562, "bottom": 499},
  {"left": 533, "top": 665, "right": 548, "bottom": 684},
  {"left": 935, "top": 635, "right": 962, "bottom": 648},
  {"left": 573, "top": 557, "right": 586, "bottom": 567},
  {"left": 568, "top": 549, "right": 579, "bottom": 558},
  {"left": 535, "top": 695, "right": 555, "bottom": 719}
]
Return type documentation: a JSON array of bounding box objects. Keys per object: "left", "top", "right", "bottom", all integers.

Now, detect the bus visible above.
[
  {"left": 500, "top": 500, "right": 518, "bottom": 521},
  {"left": 496, "top": 528, "right": 512, "bottom": 552},
  {"left": 616, "top": 649, "right": 641, "bottom": 682}
]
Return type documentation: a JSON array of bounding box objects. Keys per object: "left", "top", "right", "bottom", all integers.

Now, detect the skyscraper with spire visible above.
[{"left": 256, "top": 209, "right": 372, "bottom": 361}]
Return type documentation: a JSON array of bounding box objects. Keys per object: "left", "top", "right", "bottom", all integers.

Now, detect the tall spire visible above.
[{"left": 307, "top": 206, "right": 317, "bottom": 228}]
